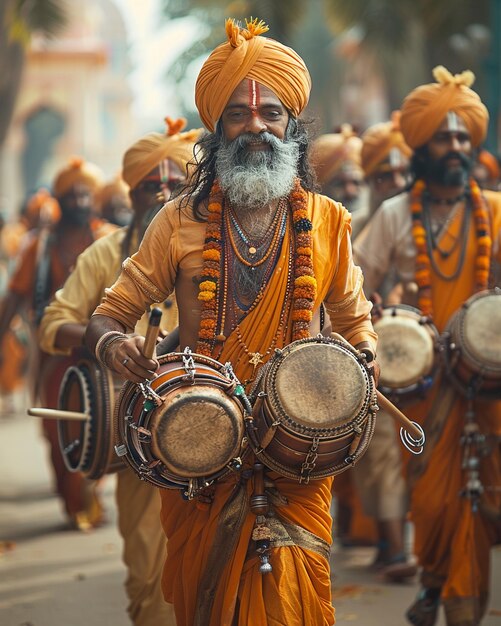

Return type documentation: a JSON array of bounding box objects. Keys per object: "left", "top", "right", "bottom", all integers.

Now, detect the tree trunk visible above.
[{"left": 0, "top": 3, "right": 26, "bottom": 149}]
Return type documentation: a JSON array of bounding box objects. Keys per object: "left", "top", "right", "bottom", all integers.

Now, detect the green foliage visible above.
[
  {"left": 7, "top": 0, "right": 67, "bottom": 45},
  {"left": 324, "top": 0, "right": 490, "bottom": 56}
]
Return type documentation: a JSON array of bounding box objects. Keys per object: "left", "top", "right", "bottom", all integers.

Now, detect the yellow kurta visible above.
[
  {"left": 354, "top": 189, "right": 501, "bottom": 624},
  {"left": 39, "top": 228, "right": 178, "bottom": 354},
  {"left": 94, "top": 191, "right": 377, "bottom": 626},
  {"left": 39, "top": 227, "right": 178, "bottom": 626}
]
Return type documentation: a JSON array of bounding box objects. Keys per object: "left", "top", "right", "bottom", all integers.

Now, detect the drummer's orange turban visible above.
[
  {"left": 195, "top": 18, "right": 311, "bottom": 131},
  {"left": 26, "top": 188, "right": 61, "bottom": 224},
  {"left": 53, "top": 157, "right": 104, "bottom": 198},
  {"left": 361, "top": 111, "right": 412, "bottom": 176},
  {"left": 311, "top": 124, "right": 363, "bottom": 184},
  {"left": 122, "top": 118, "right": 202, "bottom": 190},
  {"left": 400, "top": 66, "right": 489, "bottom": 149}
]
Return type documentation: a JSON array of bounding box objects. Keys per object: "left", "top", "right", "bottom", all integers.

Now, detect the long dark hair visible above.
[{"left": 179, "top": 117, "right": 318, "bottom": 220}]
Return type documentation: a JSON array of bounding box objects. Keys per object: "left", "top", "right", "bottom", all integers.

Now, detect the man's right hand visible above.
[{"left": 106, "top": 335, "right": 159, "bottom": 383}]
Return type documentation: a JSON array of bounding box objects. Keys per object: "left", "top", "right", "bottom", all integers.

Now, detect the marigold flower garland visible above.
[
  {"left": 410, "top": 177, "right": 492, "bottom": 317},
  {"left": 196, "top": 178, "right": 317, "bottom": 356}
]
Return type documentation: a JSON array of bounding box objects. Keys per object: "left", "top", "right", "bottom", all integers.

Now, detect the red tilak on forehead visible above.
[{"left": 247, "top": 79, "right": 260, "bottom": 114}]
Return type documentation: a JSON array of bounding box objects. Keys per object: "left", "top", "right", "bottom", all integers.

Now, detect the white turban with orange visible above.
[
  {"left": 311, "top": 125, "right": 363, "bottom": 184},
  {"left": 195, "top": 18, "right": 311, "bottom": 131},
  {"left": 361, "top": 111, "right": 412, "bottom": 176},
  {"left": 122, "top": 118, "right": 202, "bottom": 190},
  {"left": 400, "top": 66, "right": 489, "bottom": 149},
  {"left": 53, "top": 157, "right": 104, "bottom": 198}
]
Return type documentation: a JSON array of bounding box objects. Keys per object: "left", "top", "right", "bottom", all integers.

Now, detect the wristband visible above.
[{"left": 95, "top": 331, "right": 127, "bottom": 366}]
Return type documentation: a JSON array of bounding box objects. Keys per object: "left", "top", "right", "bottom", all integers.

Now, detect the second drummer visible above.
[
  {"left": 38, "top": 118, "right": 200, "bottom": 626},
  {"left": 354, "top": 66, "right": 501, "bottom": 626}
]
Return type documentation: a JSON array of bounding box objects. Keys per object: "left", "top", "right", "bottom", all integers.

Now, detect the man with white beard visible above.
[{"left": 85, "top": 17, "right": 379, "bottom": 626}]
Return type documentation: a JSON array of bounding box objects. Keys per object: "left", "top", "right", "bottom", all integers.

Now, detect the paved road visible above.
[{"left": 1, "top": 402, "right": 500, "bottom": 626}]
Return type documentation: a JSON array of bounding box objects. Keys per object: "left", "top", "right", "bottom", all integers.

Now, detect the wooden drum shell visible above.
[
  {"left": 444, "top": 289, "right": 501, "bottom": 396},
  {"left": 374, "top": 305, "right": 439, "bottom": 405},
  {"left": 248, "top": 337, "right": 377, "bottom": 481},
  {"left": 57, "top": 355, "right": 124, "bottom": 479},
  {"left": 114, "top": 352, "right": 249, "bottom": 491}
]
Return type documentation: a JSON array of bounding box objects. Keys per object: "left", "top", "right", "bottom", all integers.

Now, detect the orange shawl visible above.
[{"left": 160, "top": 220, "right": 335, "bottom": 626}]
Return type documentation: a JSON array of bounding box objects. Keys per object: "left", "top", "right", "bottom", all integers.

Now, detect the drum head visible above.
[
  {"left": 375, "top": 313, "right": 435, "bottom": 388},
  {"left": 460, "top": 293, "right": 501, "bottom": 370},
  {"left": 58, "top": 359, "right": 121, "bottom": 479},
  {"left": 149, "top": 385, "right": 244, "bottom": 477},
  {"left": 273, "top": 342, "right": 368, "bottom": 429}
]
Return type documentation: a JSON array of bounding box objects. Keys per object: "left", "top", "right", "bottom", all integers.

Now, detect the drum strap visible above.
[
  {"left": 407, "top": 381, "right": 456, "bottom": 491},
  {"left": 266, "top": 514, "right": 331, "bottom": 561},
  {"left": 193, "top": 481, "right": 250, "bottom": 626}
]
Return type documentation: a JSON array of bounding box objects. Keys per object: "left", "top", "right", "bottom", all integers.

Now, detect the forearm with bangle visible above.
[{"left": 95, "top": 330, "right": 128, "bottom": 368}]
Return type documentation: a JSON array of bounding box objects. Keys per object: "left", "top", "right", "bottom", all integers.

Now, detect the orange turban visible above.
[
  {"left": 122, "top": 118, "right": 202, "bottom": 190},
  {"left": 478, "top": 149, "right": 500, "bottom": 180},
  {"left": 195, "top": 18, "right": 311, "bottom": 131},
  {"left": 400, "top": 66, "right": 489, "bottom": 149},
  {"left": 361, "top": 111, "right": 413, "bottom": 176},
  {"left": 311, "top": 125, "right": 363, "bottom": 184},
  {"left": 95, "top": 175, "right": 130, "bottom": 212},
  {"left": 53, "top": 157, "right": 104, "bottom": 198},
  {"left": 26, "top": 188, "right": 61, "bottom": 224}
]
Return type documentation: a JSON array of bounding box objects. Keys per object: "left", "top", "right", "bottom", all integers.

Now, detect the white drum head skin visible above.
[
  {"left": 461, "top": 294, "right": 501, "bottom": 369},
  {"left": 375, "top": 314, "right": 434, "bottom": 388},
  {"left": 274, "top": 343, "right": 367, "bottom": 428}
]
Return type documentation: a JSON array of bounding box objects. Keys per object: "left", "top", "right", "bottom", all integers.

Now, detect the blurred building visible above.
[{"left": 1, "top": 0, "right": 136, "bottom": 218}]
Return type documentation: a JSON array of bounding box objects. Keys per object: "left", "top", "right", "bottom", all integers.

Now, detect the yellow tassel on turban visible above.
[
  {"left": 53, "top": 157, "right": 104, "bottom": 198},
  {"left": 122, "top": 117, "right": 202, "bottom": 190},
  {"left": 361, "top": 111, "right": 412, "bottom": 176},
  {"left": 311, "top": 124, "right": 363, "bottom": 184},
  {"left": 400, "top": 65, "right": 489, "bottom": 149},
  {"left": 195, "top": 17, "right": 311, "bottom": 131}
]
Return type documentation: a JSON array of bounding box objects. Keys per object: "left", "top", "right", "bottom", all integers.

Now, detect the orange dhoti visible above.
[
  {"left": 406, "top": 384, "right": 501, "bottom": 625},
  {"left": 160, "top": 471, "right": 335, "bottom": 626}
]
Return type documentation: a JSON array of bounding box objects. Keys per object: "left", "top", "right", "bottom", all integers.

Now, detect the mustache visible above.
[
  {"left": 226, "top": 132, "right": 283, "bottom": 150},
  {"left": 437, "top": 150, "right": 472, "bottom": 169}
]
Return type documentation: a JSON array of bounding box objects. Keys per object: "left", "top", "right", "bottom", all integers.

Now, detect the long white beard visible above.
[{"left": 216, "top": 132, "right": 299, "bottom": 210}]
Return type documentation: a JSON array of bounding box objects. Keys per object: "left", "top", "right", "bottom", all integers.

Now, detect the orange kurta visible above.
[{"left": 94, "top": 190, "right": 376, "bottom": 626}]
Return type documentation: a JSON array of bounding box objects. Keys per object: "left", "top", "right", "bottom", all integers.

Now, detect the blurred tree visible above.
[
  {"left": 325, "top": 0, "right": 491, "bottom": 107},
  {"left": 0, "top": 0, "right": 67, "bottom": 150},
  {"left": 160, "top": 0, "right": 496, "bottom": 143}
]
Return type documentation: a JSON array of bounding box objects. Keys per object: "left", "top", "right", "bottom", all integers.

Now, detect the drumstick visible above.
[
  {"left": 375, "top": 391, "right": 423, "bottom": 440},
  {"left": 143, "top": 307, "right": 163, "bottom": 359},
  {"left": 28, "top": 407, "right": 90, "bottom": 421}
]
